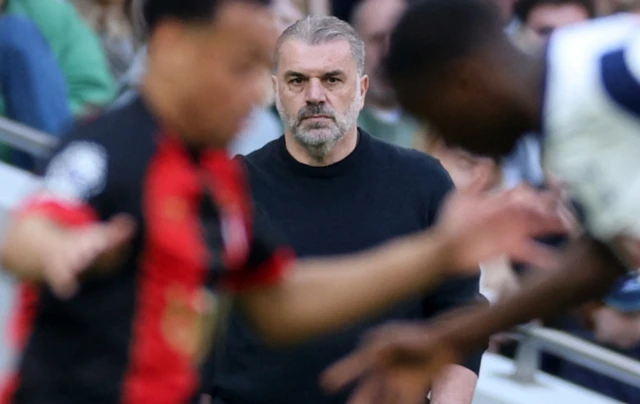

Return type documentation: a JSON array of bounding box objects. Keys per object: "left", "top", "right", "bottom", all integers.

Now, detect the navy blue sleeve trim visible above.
[{"left": 601, "top": 48, "right": 640, "bottom": 119}]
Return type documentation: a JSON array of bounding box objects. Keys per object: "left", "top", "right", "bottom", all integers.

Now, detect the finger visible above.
[
  {"left": 347, "top": 373, "right": 386, "bottom": 404},
  {"left": 508, "top": 204, "right": 566, "bottom": 237},
  {"left": 322, "top": 349, "right": 378, "bottom": 393},
  {"left": 104, "top": 214, "right": 137, "bottom": 248},
  {"left": 511, "top": 241, "right": 561, "bottom": 270},
  {"left": 47, "top": 261, "right": 79, "bottom": 300}
]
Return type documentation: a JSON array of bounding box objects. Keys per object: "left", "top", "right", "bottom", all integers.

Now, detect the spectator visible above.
[
  {"left": 331, "top": 0, "right": 358, "bottom": 21},
  {"left": 0, "top": 0, "right": 72, "bottom": 168},
  {"left": 555, "top": 276, "right": 640, "bottom": 402},
  {"left": 514, "top": 0, "right": 595, "bottom": 42},
  {"left": 229, "top": 0, "right": 304, "bottom": 156},
  {"left": 351, "top": 0, "right": 423, "bottom": 149},
  {"left": 207, "top": 16, "right": 483, "bottom": 404},
  {"left": 424, "top": 135, "right": 521, "bottom": 304},
  {"left": 72, "top": 0, "right": 137, "bottom": 83},
  {"left": 2, "top": 0, "right": 115, "bottom": 118}
]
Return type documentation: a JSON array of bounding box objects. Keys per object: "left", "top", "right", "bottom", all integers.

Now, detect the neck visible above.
[{"left": 285, "top": 126, "right": 359, "bottom": 167}]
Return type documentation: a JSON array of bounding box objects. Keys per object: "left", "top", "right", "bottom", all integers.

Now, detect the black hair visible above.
[
  {"left": 385, "top": 0, "right": 504, "bottom": 88},
  {"left": 514, "top": 0, "right": 595, "bottom": 22},
  {"left": 143, "top": 0, "right": 271, "bottom": 33}
]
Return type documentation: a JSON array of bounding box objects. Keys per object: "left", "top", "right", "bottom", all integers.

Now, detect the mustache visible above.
[{"left": 296, "top": 104, "right": 336, "bottom": 123}]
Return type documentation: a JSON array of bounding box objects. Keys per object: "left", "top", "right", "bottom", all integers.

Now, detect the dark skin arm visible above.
[{"left": 322, "top": 236, "right": 626, "bottom": 401}]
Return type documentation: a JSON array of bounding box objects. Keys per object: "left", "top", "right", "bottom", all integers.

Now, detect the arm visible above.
[
  {"left": 320, "top": 236, "right": 625, "bottom": 397},
  {"left": 434, "top": 236, "right": 624, "bottom": 355},
  {"left": 239, "top": 230, "right": 451, "bottom": 345},
  {"left": 430, "top": 365, "right": 477, "bottom": 404},
  {"left": 239, "top": 185, "right": 565, "bottom": 345},
  {"left": 1, "top": 213, "right": 135, "bottom": 298},
  {"left": 423, "top": 275, "right": 485, "bottom": 402},
  {"left": 1, "top": 215, "right": 65, "bottom": 280}
]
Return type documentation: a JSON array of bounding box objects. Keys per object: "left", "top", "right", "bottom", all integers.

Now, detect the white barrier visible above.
[{"left": 474, "top": 353, "right": 623, "bottom": 404}]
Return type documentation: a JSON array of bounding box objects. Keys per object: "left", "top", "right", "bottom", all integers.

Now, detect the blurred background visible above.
[{"left": 1, "top": 0, "right": 640, "bottom": 403}]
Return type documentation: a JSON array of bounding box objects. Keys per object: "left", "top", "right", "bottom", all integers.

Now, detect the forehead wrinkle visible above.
[{"left": 278, "top": 39, "right": 358, "bottom": 75}]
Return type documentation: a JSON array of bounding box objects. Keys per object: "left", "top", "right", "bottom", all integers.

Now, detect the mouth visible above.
[{"left": 302, "top": 115, "right": 332, "bottom": 121}]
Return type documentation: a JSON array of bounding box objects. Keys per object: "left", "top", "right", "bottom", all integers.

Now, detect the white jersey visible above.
[{"left": 543, "top": 14, "right": 640, "bottom": 241}]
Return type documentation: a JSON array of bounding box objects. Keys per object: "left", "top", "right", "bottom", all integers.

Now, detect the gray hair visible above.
[{"left": 274, "top": 15, "right": 365, "bottom": 75}]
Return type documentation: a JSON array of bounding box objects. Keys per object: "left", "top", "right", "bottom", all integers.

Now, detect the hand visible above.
[
  {"left": 322, "top": 322, "right": 459, "bottom": 404},
  {"left": 44, "top": 214, "right": 136, "bottom": 299},
  {"left": 593, "top": 306, "right": 640, "bottom": 349},
  {"left": 435, "top": 183, "right": 566, "bottom": 273}
]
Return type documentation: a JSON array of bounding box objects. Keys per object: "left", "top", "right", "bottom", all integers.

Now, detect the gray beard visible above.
[{"left": 292, "top": 123, "right": 344, "bottom": 162}]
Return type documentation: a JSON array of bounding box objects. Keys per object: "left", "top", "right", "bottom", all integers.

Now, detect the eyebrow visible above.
[
  {"left": 323, "top": 70, "right": 345, "bottom": 78},
  {"left": 283, "top": 70, "right": 346, "bottom": 79},
  {"left": 284, "top": 71, "right": 307, "bottom": 79}
]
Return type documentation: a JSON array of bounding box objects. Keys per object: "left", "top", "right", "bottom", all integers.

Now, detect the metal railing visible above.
[
  {"left": 512, "top": 324, "right": 640, "bottom": 389},
  {"left": 0, "top": 117, "right": 58, "bottom": 158}
]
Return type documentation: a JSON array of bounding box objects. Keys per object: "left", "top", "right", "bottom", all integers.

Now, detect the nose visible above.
[{"left": 304, "top": 77, "right": 326, "bottom": 105}]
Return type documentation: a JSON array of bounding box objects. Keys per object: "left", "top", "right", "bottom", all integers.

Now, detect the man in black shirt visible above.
[
  {"left": 0, "top": 1, "right": 564, "bottom": 402},
  {"left": 209, "top": 16, "right": 481, "bottom": 404}
]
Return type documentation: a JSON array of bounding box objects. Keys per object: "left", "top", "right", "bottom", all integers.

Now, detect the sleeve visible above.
[
  {"left": 423, "top": 158, "right": 455, "bottom": 226},
  {"left": 18, "top": 138, "right": 111, "bottom": 227},
  {"left": 221, "top": 159, "right": 295, "bottom": 293},
  {"left": 568, "top": 32, "right": 640, "bottom": 244},
  {"left": 423, "top": 276, "right": 487, "bottom": 375},
  {"left": 600, "top": 29, "right": 640, "bottom": 120},
  {"left": 422, "top": 160, "right": 486, "bottom": 374}
]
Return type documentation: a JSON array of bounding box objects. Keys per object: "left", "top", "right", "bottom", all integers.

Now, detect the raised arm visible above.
[
  {"left": 1, "top": 213, "right": 135, "bottom": 298},
  {"left": 239, "top": 185, "right": 565, "bottom": 345},
  {"left": 321, "top": 235, "right": 626, "bottom": 400}
]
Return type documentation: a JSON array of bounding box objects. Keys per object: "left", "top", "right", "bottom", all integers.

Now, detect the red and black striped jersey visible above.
[{"left": 1, "top": 97, "right": 294, "bottom": 404}]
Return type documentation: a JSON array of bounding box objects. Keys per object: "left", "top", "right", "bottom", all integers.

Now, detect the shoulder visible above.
[
  {"left": 366, "top": 132, "right": 450, "bottom": 184},
  {"left": 47, "top": 101, "right": 157, "bottom": 188},
  {"left": 241, "top": 137, "right": 283, "bottom": 173},
  {"left": 62, "top": 101, "right": 152, "bottom": 152}
]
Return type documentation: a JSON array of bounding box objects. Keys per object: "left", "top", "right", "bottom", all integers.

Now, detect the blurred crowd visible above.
[{"left": 1, "top": 0, "right": 640, "bottom": 401}]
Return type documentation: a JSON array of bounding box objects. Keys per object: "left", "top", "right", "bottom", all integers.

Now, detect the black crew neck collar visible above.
[{"left": 276, "top": 130, "right": 369, "bottom": 178}]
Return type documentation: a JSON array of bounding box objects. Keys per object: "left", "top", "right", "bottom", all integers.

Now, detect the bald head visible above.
[{"left": 351, "top": 0, "right": 407, "bottom": 109}]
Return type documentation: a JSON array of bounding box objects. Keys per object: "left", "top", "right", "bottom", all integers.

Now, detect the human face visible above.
[
  {"left": 355, "top": 0, "right": 406, "bottom": 108},
  {"left": 428, "top": 139, "right": 500, "bottom": 191},
  {"left": 160, "top": 3, "right": 277, "bottom": 148},
  {"left": 527, "top": 3, "right": 589, "bottom": 41},
  {"left": 274, "top": 39, "right": 368, "bottom": 160}
]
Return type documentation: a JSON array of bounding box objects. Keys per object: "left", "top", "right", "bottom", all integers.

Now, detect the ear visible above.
[
  {"left": 360, "top": 74, "right": 370, "bottom": 107},
  {"left": 271, "top": 74, "right": 278, "bottom": 94}
]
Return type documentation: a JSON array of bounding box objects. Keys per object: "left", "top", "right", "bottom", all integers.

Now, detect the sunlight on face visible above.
[
  {"left": 274, "top": 39, "right": 367, "bottom": 159},
  {"left": 427, "top": 137, "right": 501, "bottom": 191}
]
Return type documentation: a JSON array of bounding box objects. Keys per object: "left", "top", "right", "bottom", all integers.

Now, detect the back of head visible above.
[
  {"left": 143, "top": 0, "right": 271, "bottom": 33},
  {"left": 386, "top": 0, "right": 504, "bottom": 91}
]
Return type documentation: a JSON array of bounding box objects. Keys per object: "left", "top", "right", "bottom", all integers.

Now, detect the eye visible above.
[
  {"left": 289, "top": 77, "right": 304, "bottom": 85},
  {"left": 326, "top": 77, "right": 341, "bottom": 84}
]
